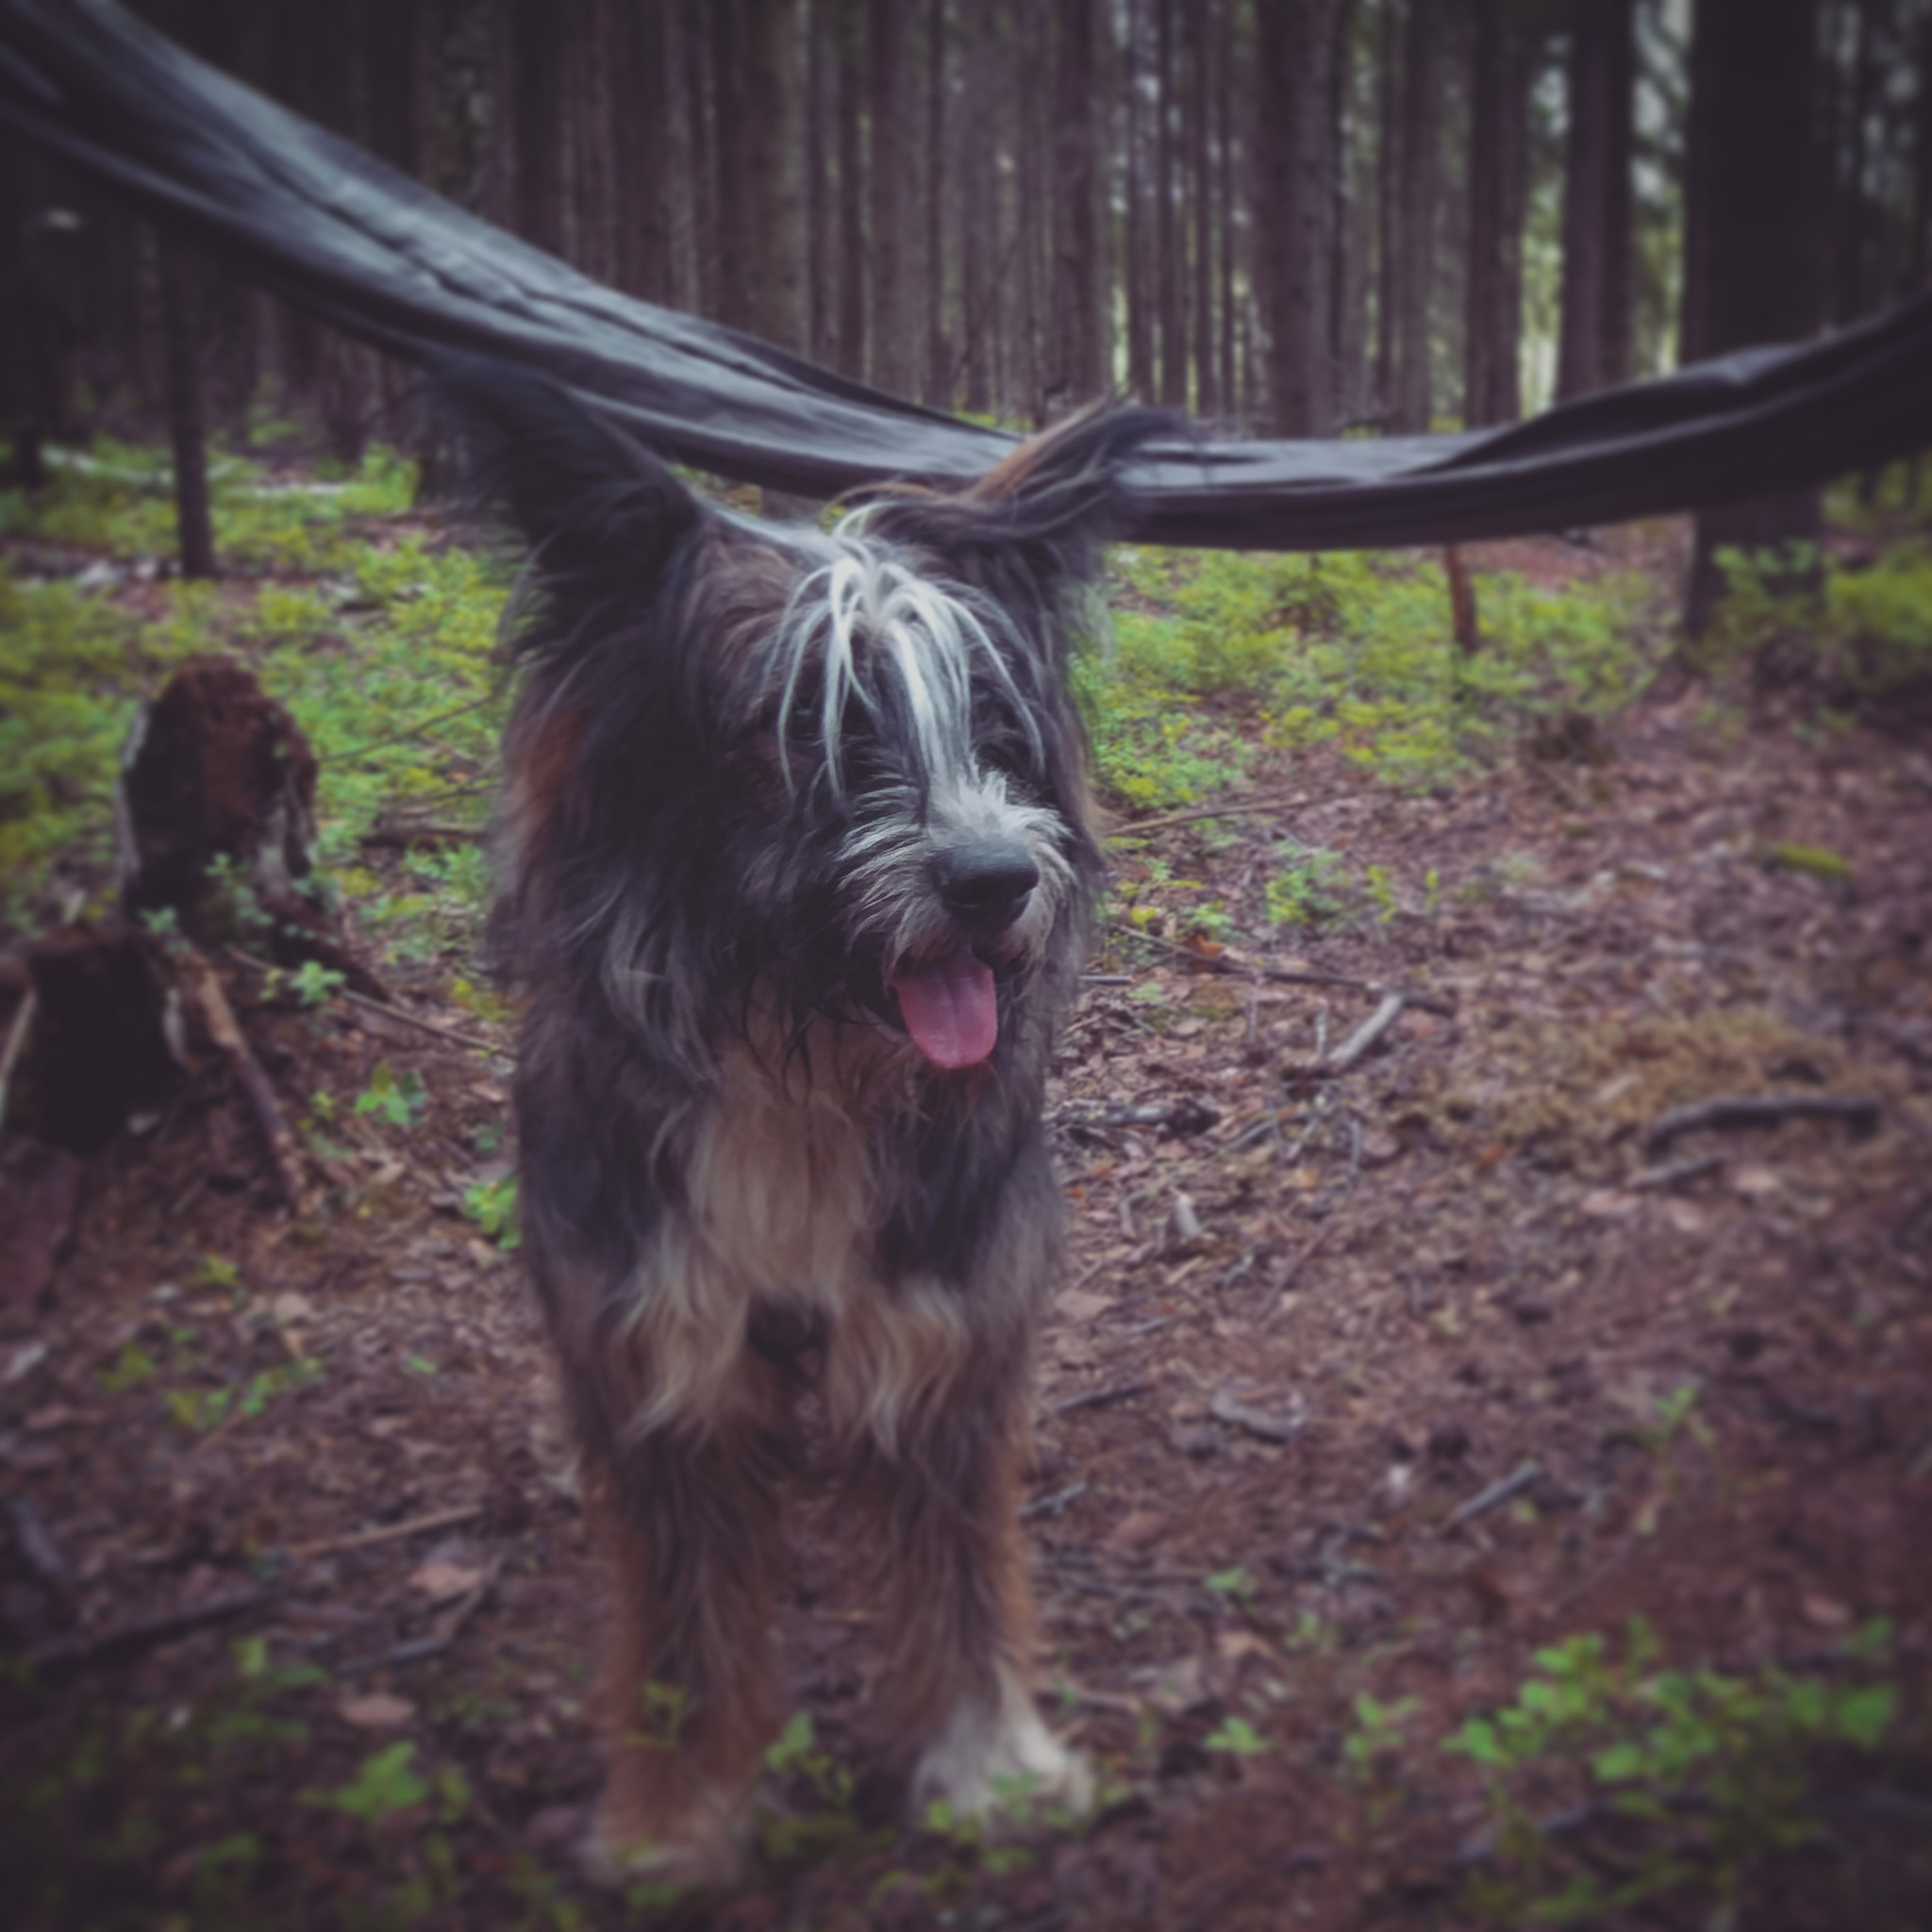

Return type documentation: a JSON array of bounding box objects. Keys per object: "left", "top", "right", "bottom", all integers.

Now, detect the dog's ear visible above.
[
  {"left": 430, "top": 357, "right": 703, "bottom": 589},
  {"left": 857, "top": 404, "right": 1173, "bottom": 616}
]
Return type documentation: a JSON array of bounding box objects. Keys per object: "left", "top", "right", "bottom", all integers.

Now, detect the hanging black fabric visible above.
[{"left": 5, "top": 0, "right": 1932, "bottom": 550}]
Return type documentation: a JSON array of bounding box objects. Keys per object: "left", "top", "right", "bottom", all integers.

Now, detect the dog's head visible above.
[{"left": 440, "top": 362, "right": 1162, "bottom": 1079}]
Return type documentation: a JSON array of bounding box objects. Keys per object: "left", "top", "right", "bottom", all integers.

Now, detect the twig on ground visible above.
[
  {"left": 1108, "top": 790, "right": 1342, "bottom": 838},
  {"left": 0, "top": 986, "right": 36, "bottom": 1135},
  {"left": 1270, "top": 1226, "right": 1335, "bottom": 1311},
  {"left": 339, "top": 988, "right": 505, "bottom": 1057},
  {"left": 1209, "top": 1389, "right": 1306, "bottom": 1443},
  {"left": 1104, "top": 922, "right": 1456, "bottom": 1015},
  {"left": 284, "top": 1502, "right": 485, "bottom": 1561},
  {"left": 336, "top": 1559, "right": 500, "bottom": 1676},
  {"left": 1053, "top": 1096, "right": 1221, "bottom": 1136},
  {"left": 1626, "top": 1151, "right": 1727, "bottom": 1191},
  {"left": 7, "top": 1494, "right": 78, "bottom": 1604},
  {"left": 1045, "top": 1380, "right": 1153, "bottom": 1418},
  {"left": 1644, "top": 1091, "right": 1881, "bottom": 1153},
  {"left": 358, "top": 821, "right": 487, "bottom": 849},
  {"left": 1446, "top": 1459, "right": 1541, "bottom": 1530},
  {"left": 1315, "top": 990, "right": 1407, "bottom": 1074},
  {"left": 1020, "top": 1480, "right": 1091, "bottom": 1521},
  {"left": 27, "top": 1587, "right": 276, "bottom": 1676}
]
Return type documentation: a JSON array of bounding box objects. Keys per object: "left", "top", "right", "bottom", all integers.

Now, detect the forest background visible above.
[{"left": 6, "top": 0, "right": 1929, "bottom": 492}]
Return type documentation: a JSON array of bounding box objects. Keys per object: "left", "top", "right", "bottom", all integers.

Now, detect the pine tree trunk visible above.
[
  {"left": 868, "top": 0, "right": 913, "bottom": 395},
  {"left": 1189, "top": 0, "right": 1217, "bottom": 418},
  {"left": 1392, "top": 0, "right": 1441, "bottom": 432},
  {"left": 1557, "top": 0, "right": 1635, "bottom": 400},
  {"left": 1257, "top": 0, "right": 1341, "bottom": 435},
  {"left": 1464, "top": 0, "right": 1530, "bottom": 425},
  {"left": 1051, "top": 0, "right": 1103, "bottom": 407},
  {"left": 1156, "top": 0, "right": 1188, "bottom": 407},
  {"left": 1683, "top": 0, "right": 1824, "bottom": 638},
  {"left": 158, "top": 235, "right": 215, "bottom": 581}
]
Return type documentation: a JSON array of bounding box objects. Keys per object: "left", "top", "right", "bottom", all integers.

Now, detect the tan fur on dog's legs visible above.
[
  {"left": 582, "top": 1421, "right": 782, "bottom": 1887},
  {"left": 856, "top": 1393, "right": 1091, "bottom": 1823}
]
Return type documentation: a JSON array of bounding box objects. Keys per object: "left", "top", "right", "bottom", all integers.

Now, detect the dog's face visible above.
[{"left": 441, "top": 364, "right": 1158, "bottom": 1079}]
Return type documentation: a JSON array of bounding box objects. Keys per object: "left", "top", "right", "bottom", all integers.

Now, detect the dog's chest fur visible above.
[{"left": 686, "top": 1025, "right": 897, "bottom": 1306}]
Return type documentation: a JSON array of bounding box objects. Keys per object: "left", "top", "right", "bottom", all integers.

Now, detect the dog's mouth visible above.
[{"left": 890, "top": 949, "right": 999, "bottom": 1070}]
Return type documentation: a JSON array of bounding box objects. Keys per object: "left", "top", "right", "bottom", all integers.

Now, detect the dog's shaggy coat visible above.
[{"left": 442, "top": 363, "right": 1162, "bottom": 1879}]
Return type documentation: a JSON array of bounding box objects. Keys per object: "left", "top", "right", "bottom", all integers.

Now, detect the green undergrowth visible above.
[
  {"left": 1087, "top": 542, "right": 1656, "bottom": 809},
  {"left": 1704, "top": 532, "right": 1932, "bottom": 708},
  {"left": 0, "top": 441, "right": 509, "bottom": 950},
  {"left": 1444, "top": 1618, "right": 1904, "bottom": 1926}
]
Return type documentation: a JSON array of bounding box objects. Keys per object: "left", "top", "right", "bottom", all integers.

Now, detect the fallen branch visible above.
[
  {"left": 1446, "top": 1459, "right": 1541, "bottom": 1530},
  {"left": 0, "top": 985, "right": 36, "bottom": 1135},
  {"left": 1045, "top": 1379, "right": 1153, "bottom": 1418},
  {"left": 1020, "top": 1480, "right": 1090, "bottom": 1521},
  {"left": 336, "top": 1559, "right": 500, "bottom": 1675},
  {"left": 1644, "top": 1091, "right": 1881, "bottom": 1153},
  {"left": 358, "top": 820, "right": 487, "bottom": 849},
  {"left": 1105, "top": 922, "right": 1455, "bottom": 1015},
  {"left": 1291, "top": 989, "right": 1405, "bottom": 1077},
  {"left": 1209, "top": 1389, "right": 1306, "bottom": 1443},
  {"left": 1626, "top": 1151, "right": 1727, "bottom": 1192},
  {"left": 284, "top": 1502, "right": 486, "bottom": 1561},
  {"left": 27, "top": 1586, "right": 276, "bottom": 1676},
  {"left": 339, "top": 987, "right": 506, "bottom": 1057},
  {"left": 178, "top": 948, "right": 307, "bottom": 1212},
  {"left": 1108, "top": 790, "right": 1342, "bottom": 839},
  {"left": 1053, "top": 1096, "right": 1220, "bottom": 1137}
]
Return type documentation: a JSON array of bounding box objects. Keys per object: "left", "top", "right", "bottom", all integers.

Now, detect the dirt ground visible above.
[{"left": 4, "top": 530, "right": 1932, "bottom": 1930}]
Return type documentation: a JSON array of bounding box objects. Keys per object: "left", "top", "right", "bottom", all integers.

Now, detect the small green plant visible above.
[
  {"left": 288, "top": 958, "right": 348, "bottom": 1007},
  {"left": 1204, "top": 1565, "right": 1258, "bottom": 1610},
  {"left": 462, "top": 1173, "right": 521, "bottom": 1249},
  {"left": 1265, "top": 845, "right": 1353, "bottom": 928},
  {"left": 1344, "top": 1692, "right": 1419, "bottom": 1782},
  {"left": 1445, "top": 1620, "right": 1899, "bottom": 1925},
  {"left": 1204, "top": 1715, "right": 1270, "bottom": 1757},
  {"left": 354, "top": 1062, "right": 428, "bottom": 1130}
]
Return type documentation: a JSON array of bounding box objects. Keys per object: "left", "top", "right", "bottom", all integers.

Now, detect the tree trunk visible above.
[
  {"left": 1464, "top": 0, "right": 1531, "bottom": 424},
  {"left": 834, "top": 0, "right": 868, "bottom": 379},
  {"left": 158, "top": 236, "right": 215, "bottom": 581},
  {"left": 1124, "top": 0, "right": 1156, "bottom": 400},
  {"left": 1374, "top": 0, "right": 1400, "bottom": 420},
  {"left": 1189, "top": 0, "right": 1217, "bottom": 418},
  {"left": 1257, "top": 0, "right": 1341, "bottom": 435},
  {"left": 868, "top": 0, "right": 913, "bottom": 395},
  {"left": 925, "top": 0, "right": 950, "bottom": 404},
  {"left": 1392, "top": 0, "right": 1441, "bottom": 431},
  {"left": 1156, "top": 0, "right": 1188, "bottom": 407},
  {"left": 1683, "top": 0, "right": 1824, "bottom": 638},
  {"left": 1557, "top": 0, "right": 1635, "bottom": 400}
]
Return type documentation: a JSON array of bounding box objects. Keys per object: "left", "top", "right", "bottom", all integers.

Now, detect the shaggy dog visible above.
[{"left": 442, "top": 363, "right": 1162, "bottom": 1880}]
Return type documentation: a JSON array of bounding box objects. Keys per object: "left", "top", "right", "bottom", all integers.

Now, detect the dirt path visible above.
[{"left": 4, "top": 633, "right": 1931, "bottom": 1928}]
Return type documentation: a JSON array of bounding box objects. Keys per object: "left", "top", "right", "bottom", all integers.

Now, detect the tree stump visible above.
[{"left": 116, "top": 658, "right": 382, "bottom": 995}]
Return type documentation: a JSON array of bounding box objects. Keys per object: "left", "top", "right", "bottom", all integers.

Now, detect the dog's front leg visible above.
[
  {"left": 851, "top": 1365, "right": 1091, "bottom": 1824},
  {"left": 582, "top": 1419, "right": 780, "bottom": 1886}
]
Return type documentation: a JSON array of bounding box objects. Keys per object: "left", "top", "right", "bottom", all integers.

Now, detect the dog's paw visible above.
[
  {"left": 580, "top": 1796, "right": 747, "bottom": 1892},
  {"left": 911, "top": 1673, "right": 1093, "bottom": 1823}
]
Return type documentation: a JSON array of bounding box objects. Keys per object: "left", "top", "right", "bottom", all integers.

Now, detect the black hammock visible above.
[{"left": 5, "top": 0, "right": 1932, "bottom": 550}]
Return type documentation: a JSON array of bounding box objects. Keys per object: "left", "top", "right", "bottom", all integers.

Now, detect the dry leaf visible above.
[
  {"left": 1216, "top": 1629, "right": 1274, "bottom": 1666},
  {"left": 340, "top": 1691, "right": 414, "bottom": 1729},
  {"left": 1057, "top": 1290, "right": 1113, "bottom": 1324},
  {"left": 408, "top": 1559, "right": 485, "bottom": 1603},
  {"left": 1579, "top": 1189, "right": 1640, "bottom": 1219},
  {"left": 1103, "top": 1509, "right": 1169, "bottom": 1555}
]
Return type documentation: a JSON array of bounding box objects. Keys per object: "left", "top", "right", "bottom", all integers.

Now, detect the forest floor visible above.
[{"left": 3, "top": 491, "right": 1931, "bottom": 1932}]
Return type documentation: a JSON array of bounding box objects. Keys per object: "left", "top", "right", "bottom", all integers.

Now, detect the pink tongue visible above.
[{"left": 891, "top": 952, "right": 999, "bottom": 1069}]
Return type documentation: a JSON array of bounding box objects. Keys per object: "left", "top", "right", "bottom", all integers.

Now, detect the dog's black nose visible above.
[{"left": 934, "top": 841, "right": 1040, "bottom": 934}]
